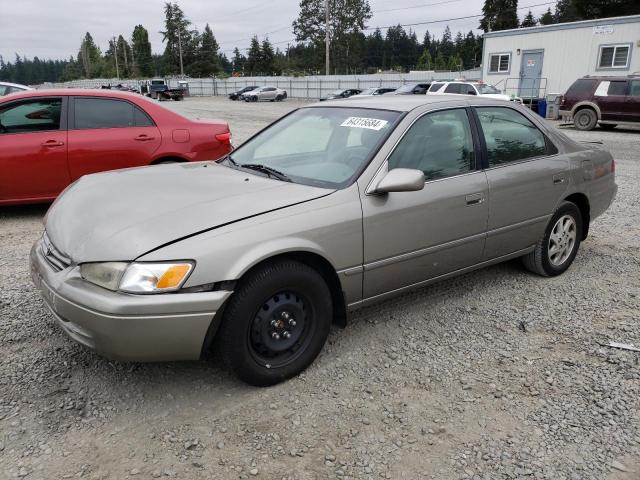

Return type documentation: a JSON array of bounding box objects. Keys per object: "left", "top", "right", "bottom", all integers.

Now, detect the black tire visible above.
[
  {"left": 522, "top": 201, "right": 583, "bottom": 277},
  {"left": 573, "top": 108, "right": 597, "bottom": 131},
  {"left": 600, "top": 123, "right": 616, "bottom": 130},
  {"left": 218, "top": 260, "right": 332, "bottom": 386},
  {"left": 275, "top": 95, "right": 283, "bottom": 102}
]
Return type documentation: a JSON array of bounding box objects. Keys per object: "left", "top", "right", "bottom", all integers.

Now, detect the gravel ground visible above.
[{"left": 1, "top": 97, "right": 639, "bottom": 480}]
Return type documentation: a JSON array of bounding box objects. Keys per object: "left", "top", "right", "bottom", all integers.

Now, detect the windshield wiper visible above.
[
  {"left": 217, "top": 153, "right": 238, "bottom": 166},
  {"left": 239, "top": 163, "right": 292, "bottom": 182}
]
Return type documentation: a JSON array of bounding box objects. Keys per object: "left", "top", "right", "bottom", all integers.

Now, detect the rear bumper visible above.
[{"left": 30, "top": 238, "right": 232, "bottom": 361}]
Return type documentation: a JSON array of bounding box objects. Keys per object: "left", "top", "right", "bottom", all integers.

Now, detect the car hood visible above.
[{"left": 45, "top": 162, "right": 333, "bottom": 263}]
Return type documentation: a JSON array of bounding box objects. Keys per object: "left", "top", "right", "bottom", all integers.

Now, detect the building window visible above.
[
  {"left": 598, "top": 44, "right": 630, "bottom": 69},
  {"left": 489, "top": 53, "right": 510, "bottom": 73}
]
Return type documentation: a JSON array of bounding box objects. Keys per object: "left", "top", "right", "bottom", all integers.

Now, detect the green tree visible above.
[
  {"left": 572, "top": 0, "right": 638, "bottom": 19},
  {"left": 132, "top": 25, "right": 154, "bottom": 77},
  {"left": 160, "top": 2, "right": 197, "bottom": 75},
  {"left": 447, "top": 54, "right": 463, "bottom": 71},
  {"left": 520, "top": 10, "right": 537, "bottom": 27},
  {"left": 292, "top": 0, "right": 372, "bottom": 73},
  {"left": 188, "top": 24, "right": 221, "bottom": 76},
  {"left": 245, "top": 36, "right": 261, "bottom": 74},
  {"left": 416, "top": 49, "right": 432, "bottom": 70},
  {"left": 538, "top": 7, "right": 556, "bottom": 25},
  {"left": 231, "top": 48, "right": 246, "bottom": 74},
  {"left": 479, "top": 0, "right": 519, "bottom": 32},
  {"left": 260, "top": 38, "right": 275, "bottom": 74},
  {"left": 77, "top": 32, "right": 102, "bottom": 78},
  {"left": 434, "top": 50, "right": 446, "bottom": 70}
]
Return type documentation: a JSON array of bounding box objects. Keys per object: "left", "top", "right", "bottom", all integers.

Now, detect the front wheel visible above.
[
  {"left": 522, "top": 201, "right": 582, "bottom": 277},
  {"left": 217, "top": 260, "right": 332, "bottom": 386}
]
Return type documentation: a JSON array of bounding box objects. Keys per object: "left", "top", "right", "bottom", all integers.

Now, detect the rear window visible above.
[
  {"left": 566, "top": 79, "right": 597, "bottom": 97},
  {"left": 429, "top": 83, "right": 444, "bottom": 92}
]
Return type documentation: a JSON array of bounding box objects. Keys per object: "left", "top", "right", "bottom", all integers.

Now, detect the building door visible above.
[{"left": 518, "top": 50, "right": 544, "bottom": 98}]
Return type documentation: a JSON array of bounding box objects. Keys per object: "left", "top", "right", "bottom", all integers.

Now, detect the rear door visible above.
[
  {"left": 67, "top": 96, "right": 161, "bottom": 180},
  {"left": 597, "top": 80, "right": 628, "bottom": 121},
  {"left": 474, "top": 106, "right": 569, "bottom": 259},
  {"left": 622, "top": 79, "right": 640, "bottom": 122},
  {"left": 0, "top": 96, "right": 70, "bottom": 203}
]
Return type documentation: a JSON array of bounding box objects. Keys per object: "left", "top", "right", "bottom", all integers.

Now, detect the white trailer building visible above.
[{"left": 481, "top": 14, "right": 640, "bottom": 99}]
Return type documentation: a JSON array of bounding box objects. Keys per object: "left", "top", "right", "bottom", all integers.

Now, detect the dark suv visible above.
[{"left": 560, "top": 75, "right": 640, "bottom": 130}]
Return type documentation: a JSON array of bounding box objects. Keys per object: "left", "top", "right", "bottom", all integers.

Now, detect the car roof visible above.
[
  {"left": 308, "top": 94, "right": 503, "bottom": 112},
  {"left": 581, "top": 75, "right": 639, "bottom": 81},
  {"left": 0, "top": 81, "right": 32, "bottom": 89},
  {"left": 0, "top": 88, "right": 143, "bottom": 102}
]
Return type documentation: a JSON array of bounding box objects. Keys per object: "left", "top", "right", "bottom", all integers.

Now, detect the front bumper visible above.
[
  {"left": 30, "top": 238, "right": 232, "bottom": 362},
  {"left": 559, "top": 109, "right": 572, "bottom": 121}
]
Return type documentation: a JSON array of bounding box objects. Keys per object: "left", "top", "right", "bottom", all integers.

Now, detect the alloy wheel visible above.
[{"left": 548, "top": 214, "right": 577, "bottom": 266}]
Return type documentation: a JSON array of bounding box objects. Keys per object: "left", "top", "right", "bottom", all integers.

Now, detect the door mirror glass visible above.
[{"left": 374, "top": 168, "right": 425, "bottom": 194}]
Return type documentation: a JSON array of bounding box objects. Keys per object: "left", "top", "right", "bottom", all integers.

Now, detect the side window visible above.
[
  {"left": 476, "top": 107, "right": 548, "bottom": 166},
  {"left": 630, "top": 80, "right": 640, "bottom": 97},
  {"left": 429, "top": 83, "right": 444, "bottom": 92},
  {"left": 134, "top": 106, "right": 155, "bottom": 127},
  {"left": 0, "top": 85, "right": 8, "bottom": 96},
  {"left": 463, "top": 84, "right": 477, "bottom": 95},
  {"left": 444, "top": 83, "right": 462, "bottom": 94},
  {"left": 388, "top": 109, "right": 475, "bottom": 180},
  {"left": 0, "top": 97, "right": 62, "bottom": 134},
  {"left": 607, "top": 81, "right": 627, "bottom": 96},
  {"left": 74, "top": 98, "right": 134, "bottom": 129}
]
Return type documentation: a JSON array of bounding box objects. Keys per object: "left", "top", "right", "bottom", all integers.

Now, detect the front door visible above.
[
  {"left": 67, "top": 96, "right": 161, "bottom": 180},
  {"left": 518, "top": 50, "right": 544, "bottom": 98},
  {"left": 0, "top": 96, "right": 70, "bottom": 203},
  {"left": 360, "top": 107, "right": 489, "bottom": 299}
]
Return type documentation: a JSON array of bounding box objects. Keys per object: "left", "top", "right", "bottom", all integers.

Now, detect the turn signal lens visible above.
[{"left": 157, "top": 264, "right": 192, "bottom": 289}]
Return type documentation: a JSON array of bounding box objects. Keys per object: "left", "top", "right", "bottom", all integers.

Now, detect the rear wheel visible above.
[
  {"left": 522, "top": 201, "right": 582, "bottom": 277},
  {"left": 218, "top": 260, "right": 332, "bottom": 386},
  {"left": 574, "top": 108, "right": 597, "bottom": 131}
]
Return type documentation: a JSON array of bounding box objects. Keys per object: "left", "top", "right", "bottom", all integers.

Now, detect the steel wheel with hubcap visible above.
[
  {"left": 523, "top": 201, "right": 583, "bottom": 277},
  {"left": 217, "top": 260, "right": 332, "bottom": 386},
  {"left": 574, "top": 109, "right": 597, "bottom": 131}
]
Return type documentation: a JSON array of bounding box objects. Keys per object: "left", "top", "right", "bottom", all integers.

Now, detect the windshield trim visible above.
[{"left": 223, "top": 106, "right": 406, "bottom": 190}]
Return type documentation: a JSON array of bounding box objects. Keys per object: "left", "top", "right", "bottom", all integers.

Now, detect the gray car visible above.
[
  {"left": 243, "top": 86, "right": 287, "bottom": 102},
  {"left": 30, "top": 96, "right": 617, "bottom": 386}
]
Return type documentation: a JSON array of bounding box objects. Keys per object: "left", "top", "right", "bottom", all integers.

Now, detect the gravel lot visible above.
[{"left": 1, "top": 96, "right": 639, "bottom": 480}]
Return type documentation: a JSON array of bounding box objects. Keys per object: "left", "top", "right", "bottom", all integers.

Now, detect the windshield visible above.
[
  {"left": 476, "top": 84, "right": 500, "bottom": 94},
  {"left": 228, "top": 107, "right": 401, "bottom": 188},
  {"left": 329, "top": 90, "right": 345, "bottom": 96},
  {"left": 359, "top": 88, "right": 376, "bottom": 95},
  {"left": 395, "top": 84, "right": 416, "bottom": 93}
]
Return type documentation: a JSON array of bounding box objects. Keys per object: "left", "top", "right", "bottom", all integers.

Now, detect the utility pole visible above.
[
  {"left": 178, "top": 27, "right": 185, "bottom": 77},
  {"left": 324, "top": 0, "right": 330, "bottom": 76},
  {"left": 113, "top": 37, "right": 120, "bottom": 79}
]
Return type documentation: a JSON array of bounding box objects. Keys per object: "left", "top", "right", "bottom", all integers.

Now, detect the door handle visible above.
[
  {"left": 134, "top": 135, "right": 155, "bottom": 141},
  {"left": 553, "top": 174, "right": 566, "bottom": 185},
  {"left": 465, "top": 193, "right": 484, "bottom": 206},
  {"left": 41, "top": 140, "right": 64, "bottom": 147}
]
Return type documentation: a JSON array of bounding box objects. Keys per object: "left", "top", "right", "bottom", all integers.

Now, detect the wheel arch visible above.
[
  {"left": 149, "top": 155, "right": 189, "bottom": 165},
  {"left": 571, "top": 101, "right": 601, "bottom": 120},
  {"left": 563, "top": 192, "right": 590, "bottom": 240}
]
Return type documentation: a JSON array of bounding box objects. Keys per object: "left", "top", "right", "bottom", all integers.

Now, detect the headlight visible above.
[{"left": 80, "top": 262, "right": 193, "bottom": 294}]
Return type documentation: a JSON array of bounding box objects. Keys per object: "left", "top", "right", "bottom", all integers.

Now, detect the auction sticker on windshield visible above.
[{"left": 340, "top": 117, "right": 389, "bottom": 130}]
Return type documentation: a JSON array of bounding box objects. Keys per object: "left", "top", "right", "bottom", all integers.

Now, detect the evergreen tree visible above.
[
  {"left": 572, "top": 0, "right": 638, "bottom": 20},
  {"left": 232, "top": 48, "right": 246, "bottom": 74},
  {"left": 132, "top": 25, "right": 153, "bottom": 77},
  {"left": 160, "top": 2, "right": 197, "bottom": 75},
  {"left": 539, "top": 8, "right": 556, "bottom": 25},
  {"left": 520, "top": 10, "right": 537, "bottom": 27},
  {"left": 188, "top": 24, "right": 221, "bottom": 76},
  {"left": 365, "top": 28, "right": 385, "bottom": 71},
  {"left": 245, "top": 36, "right": 261, "bottom": 75},
  {"left": 447, "top": 54, "right": 463, "bottom": 71},
  {"left": 434, "top": 50, "right": 446, "bottom": 70},
  {"left": 260, "top": 38, "right": 275, "bottom": 74},
  {"left": 416, "top": 49, "right": 432, "bottom": 70},
  {"left": 479, "top": 0, "right": 519, "bottom": 32},
  {"left": 77, "top": 32, "right": 102, "bottom": 78}
]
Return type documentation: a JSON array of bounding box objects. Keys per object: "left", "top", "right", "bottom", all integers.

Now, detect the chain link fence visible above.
[{"left": 42, "top": 70, "right": 482, "bottom": 100}]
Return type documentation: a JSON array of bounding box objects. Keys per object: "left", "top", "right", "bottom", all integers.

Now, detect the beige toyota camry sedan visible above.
[{"left": 31, "top": 96, "right": 617, "bottom": 386}]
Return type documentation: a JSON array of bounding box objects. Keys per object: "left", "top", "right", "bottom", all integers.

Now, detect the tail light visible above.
[{"left": 215, "top": 132, "right": 232, "bottom": 145}]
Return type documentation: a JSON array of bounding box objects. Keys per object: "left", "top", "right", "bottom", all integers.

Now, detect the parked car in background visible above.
[
  {"left": 387, "top": 82, "right": 431, "bottom": 95},
  {"left": 560, "top": 75, "right": 640, "bottom": 131},
  {"left": 0, "top": 89, "right": 232, "bottom": 205},
  {"left": 427, "top": 80, "right": 519, "bottom": 102},
  {"left": 355, "top": 87, "right": 396, "bottom": 96},
  {"left": 229, "top": 86, "right": 259, "bottom": 100},
  {"left": 320, "top": 89, "right": 362, "bottom": 101},
  {"left": 243, "top": 86, "right": 287, "bottom": 102},
  {"left": 142, "top": 78, "right": 185, "bottom": 101},
  {"left": 0, "top": 81, "right": 33, "bottom": 96},
  {"left": 31, "top": 95, "right": 616, "bottom": 386}
]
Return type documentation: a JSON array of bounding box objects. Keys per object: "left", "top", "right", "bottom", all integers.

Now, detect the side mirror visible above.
[{"left": 373, "top": 168, "right": 425, "bottom": 194}]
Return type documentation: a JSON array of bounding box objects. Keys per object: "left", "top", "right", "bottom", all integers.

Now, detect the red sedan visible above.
[{"left": 0, "top": 89, "right": 232, "bottom": 206}]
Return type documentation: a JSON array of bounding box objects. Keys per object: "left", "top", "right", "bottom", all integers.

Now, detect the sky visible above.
[{"left": 0, "top": 0, "right": 555, "bottom": 61}]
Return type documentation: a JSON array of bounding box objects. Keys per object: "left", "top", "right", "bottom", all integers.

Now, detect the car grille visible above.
[{"left": 42, "top": 233, "right": 71, "bottom": 272}]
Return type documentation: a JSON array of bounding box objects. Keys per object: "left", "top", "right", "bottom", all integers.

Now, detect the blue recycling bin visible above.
[{"left": 537, "top": 99, "right": 547, "bottom": 118}]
